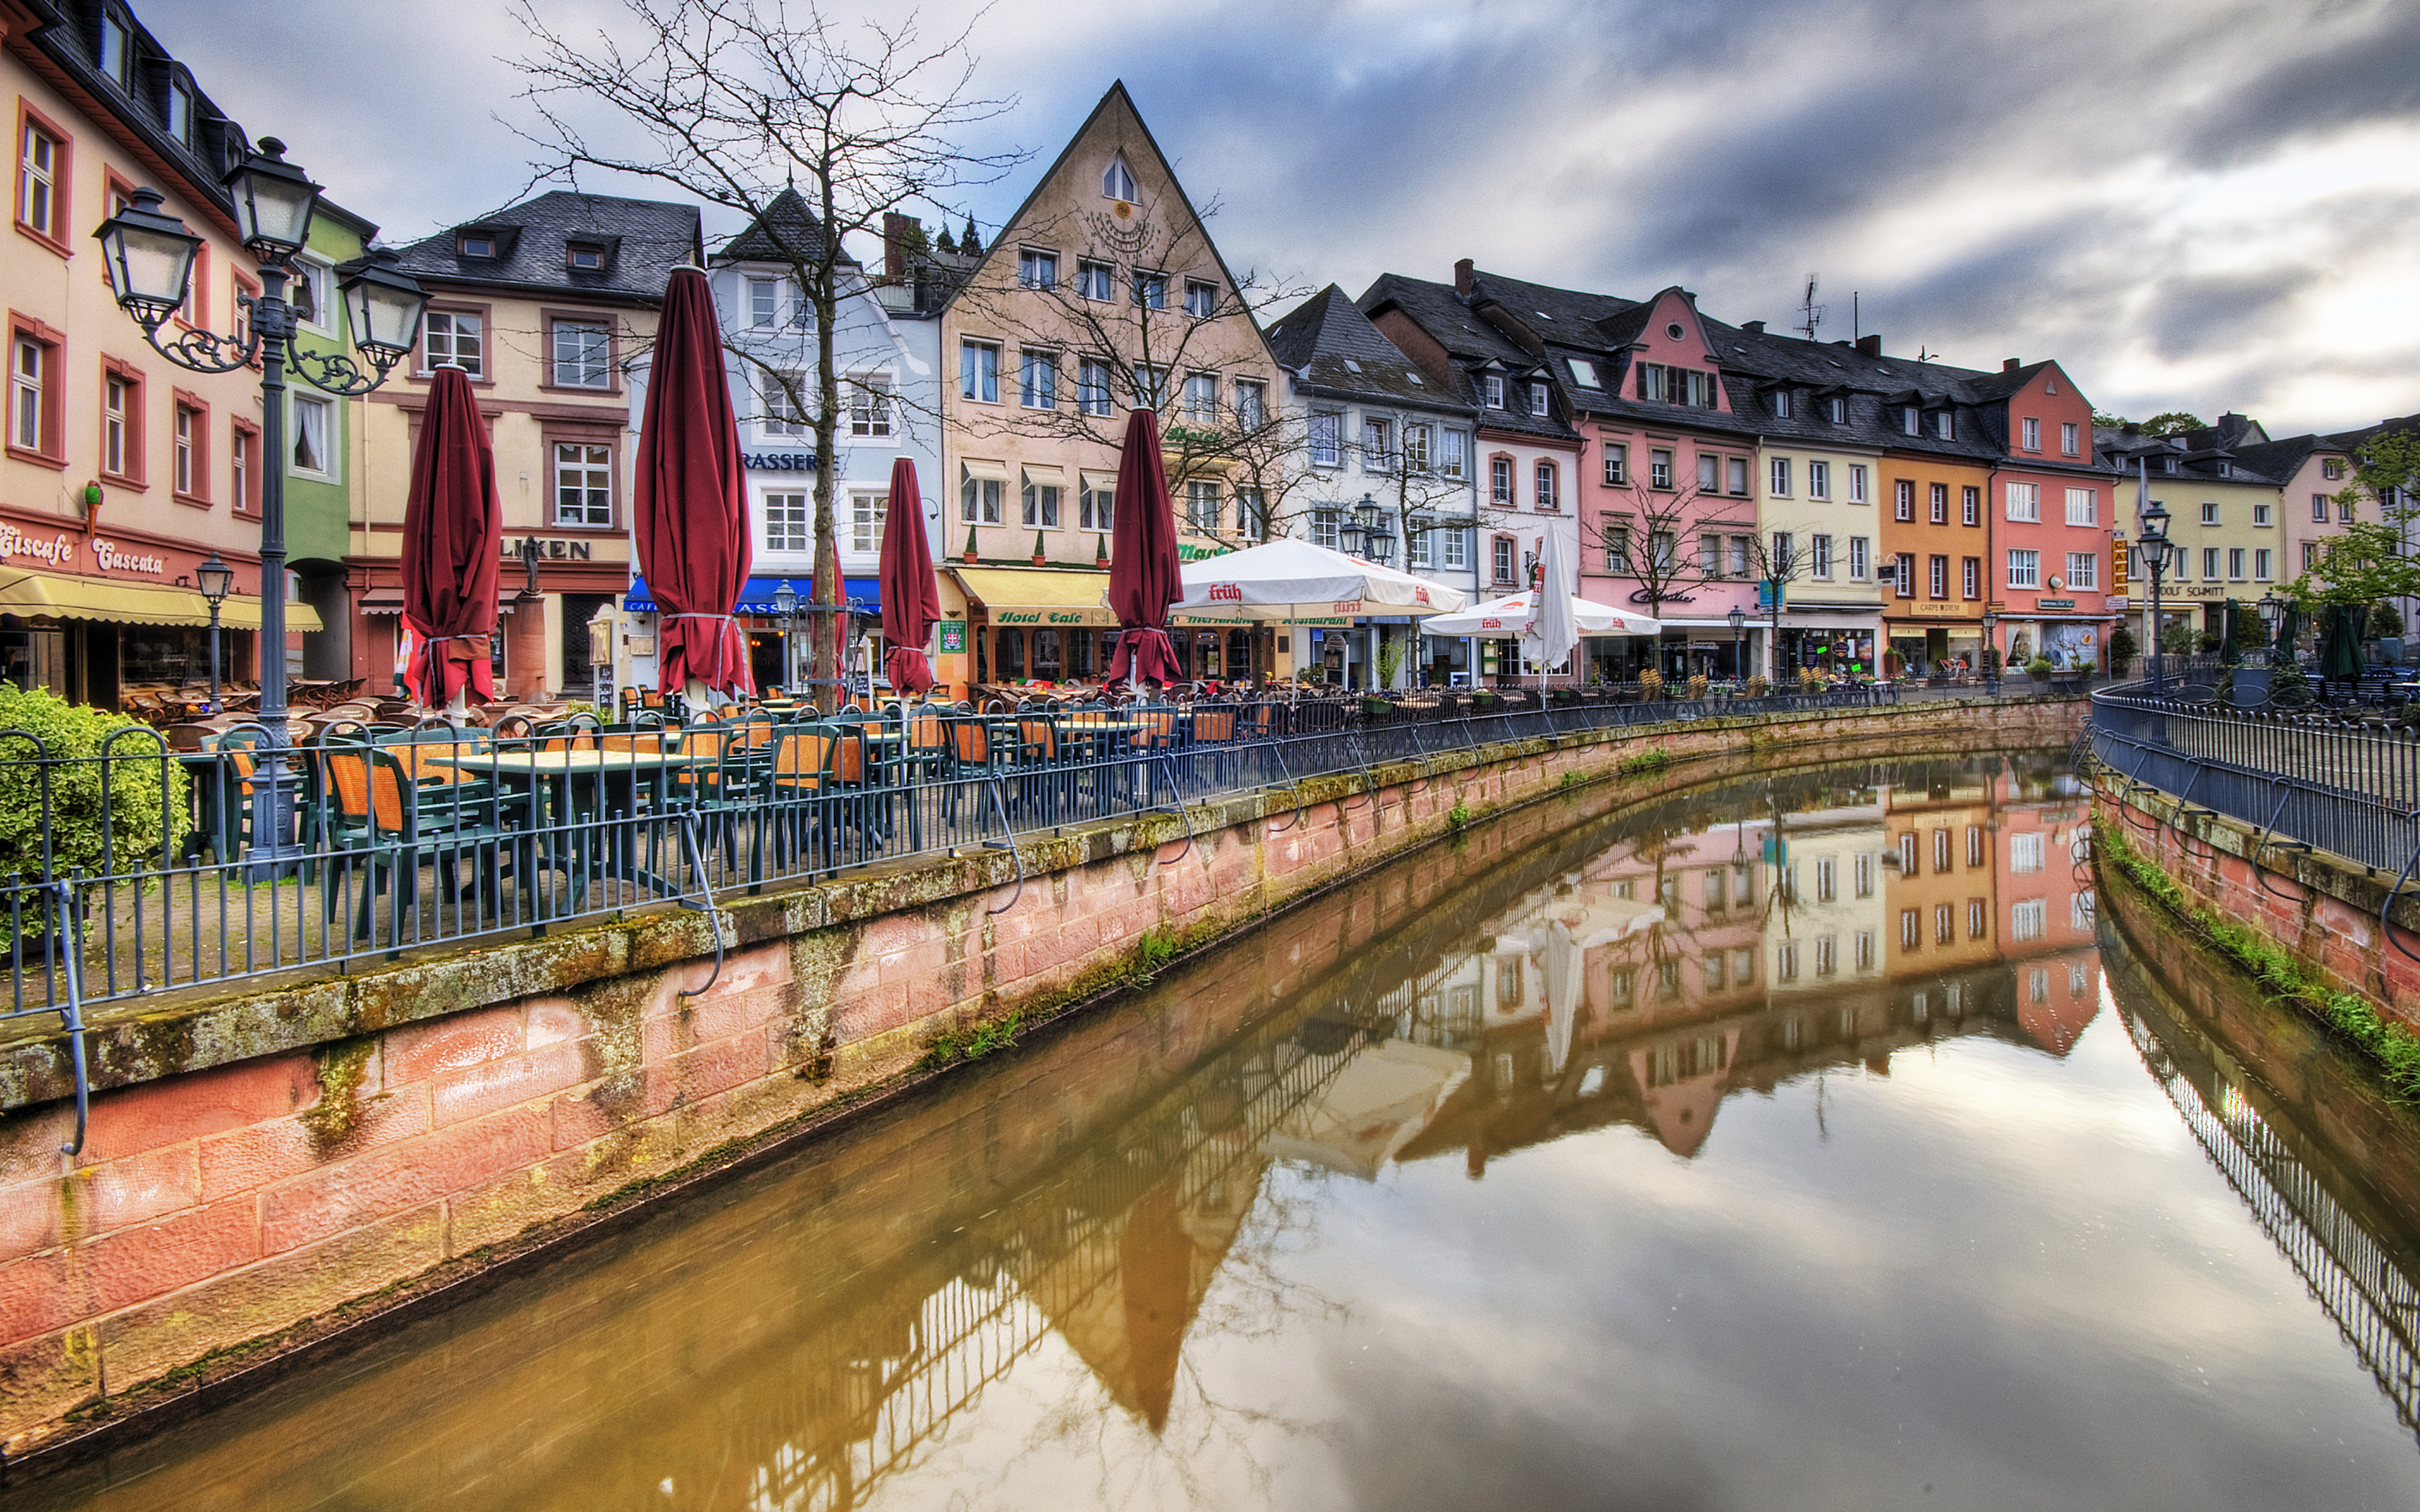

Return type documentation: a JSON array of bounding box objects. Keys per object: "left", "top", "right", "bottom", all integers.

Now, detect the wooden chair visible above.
[{"left": 315, "top": 738, "right": 529, "bottom": 949}]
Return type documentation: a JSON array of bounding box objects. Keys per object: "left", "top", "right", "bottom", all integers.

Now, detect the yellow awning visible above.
[
  {"left": 0, "top": 567, "right": 211, "bottom": 627},
  {"left": 960, "top": 456, "right": 1011, "bottom": 484},
  {"left": 215, "top": 596, "right": 324, "bottom": 633},
  {"left": 949, "top": 566, "right": 1116, "bottom": 628}
]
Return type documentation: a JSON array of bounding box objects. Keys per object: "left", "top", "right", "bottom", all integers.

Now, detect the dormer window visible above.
[
  {"left": 566, "top": 243, "right": 605, "bottom": 271},
  {"left": 1102, "top": 154, "right": 1136, "bottom": 203},
  {"left": 1902, "top": 407, "right": 1919, "bottom": 435},
  {"left": 1828, "top": 395, "right": 1847, "bottom": 423},
  {"left": 1771, "top": 388, "right": 1793, "bottom": 419},
  {"left": 169, "top": 80, "right": 194, "bottom": 145},
  {"left": 1528, "top": 380, "right": 1549, "bottom": 417},
  {"left": 459, "top": 234, "right": 497, "bottom": 259},
  {"left": 1565, "top": 358, "right": 1600, "bottom": 388},
  {"left": 1934, "top": 411, "right": 1953, "bottom": 440},
  {"left": 1482, "top": 373, "right": 1504, "bottom": 409},
  {"left": 98, "top": 13, "right": 130, "bottom": 89}
]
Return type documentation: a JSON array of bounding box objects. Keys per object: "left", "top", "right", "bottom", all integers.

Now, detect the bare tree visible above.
[
  {"left": 1581, "top": 480, "right": 1737, "bottom": 615},
  {"left": 508, "top": 0, "right": 1022, "bottom": 708},
  {"left": 950, "top": 197, "right": 1307, "bottom": 543}
]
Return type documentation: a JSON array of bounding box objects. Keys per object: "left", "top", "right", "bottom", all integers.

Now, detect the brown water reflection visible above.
[{"left": 20, "top": 750, "right": 2420, "bottom": 1511}]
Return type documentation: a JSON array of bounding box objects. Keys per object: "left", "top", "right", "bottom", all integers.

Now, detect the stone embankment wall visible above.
[
  {"left": 0, "top": 697, "right": 2085, "bottom": 1457},
  {"left": 2092, "top": 782, "right": 2420, "bottom": 1033}
]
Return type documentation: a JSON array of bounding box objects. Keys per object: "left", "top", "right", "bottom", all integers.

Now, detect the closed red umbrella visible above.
[
  {"left": 635, "top": 265, "right": 754, "bottom": 704},
  {"left": 1105, "top": 407, "right": 1183, "bottom": 689},
  {"left": 878, "top": 457, "right": 940, "bottom": 695},
  {"left": 399, "top": 365, "right": 502, "bottom": 715}
]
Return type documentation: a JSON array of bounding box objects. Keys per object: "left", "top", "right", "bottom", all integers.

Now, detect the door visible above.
[{"left": 560, "top": 592, "right": 612, "bottom": 700}]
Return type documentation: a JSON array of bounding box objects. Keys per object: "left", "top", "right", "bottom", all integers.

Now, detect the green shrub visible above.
[
  {"left": 2107, "top": 627, "right": 2137, "bottom": 678},
  {"left": 0, "top": 686, "right": 188, "bottom": 906}
]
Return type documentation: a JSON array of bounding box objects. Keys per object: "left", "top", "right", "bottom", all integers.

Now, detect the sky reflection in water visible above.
[{"left": 34, "top": 752, "right": 2420, "bottom": 1512}]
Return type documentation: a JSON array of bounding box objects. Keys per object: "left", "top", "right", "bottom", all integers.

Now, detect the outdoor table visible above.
[{"left": 426, "top": 748, "right": 699, "bottom": 897}]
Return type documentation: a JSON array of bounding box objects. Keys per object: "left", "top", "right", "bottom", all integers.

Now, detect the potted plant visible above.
[
  {"left": 2107, "top": 627, "right": 2136, "bottom": 680},
  {"left": 2026, "top": 656, "right": 2055, "bottom": 685}
]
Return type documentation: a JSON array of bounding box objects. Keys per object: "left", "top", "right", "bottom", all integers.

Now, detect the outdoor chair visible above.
[{"left": 315, "top": 738, "right": 532, "bottom": 950}]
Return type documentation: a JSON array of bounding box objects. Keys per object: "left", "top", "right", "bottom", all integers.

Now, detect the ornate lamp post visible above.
[
  {"left": 195, "top": 552, "right": 232, "bottom": 711},
  {"left": 771, "top": 579, "right": 799, "bottom": 693},
  {"left": 1727, "top": 604, "right": 1745, "bottom": 684},
  {"left": 94, "top": 141, "right": 429, "bottom": 872},
  {"left": 1981, "top": 610, "right": 2000, "bottom": 695},
  {"left": 2137, "top": 499, "right": 2173, "bottom": 694}
]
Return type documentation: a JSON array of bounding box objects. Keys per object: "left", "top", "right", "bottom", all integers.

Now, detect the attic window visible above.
[
  {"left": 566, "top": 243, "right": 604, "bottom": 271},
  {"left": 1341, "top": 358, "right": 1362, "bottom": 373},
  {"left": 1535, "top": 310, "right": 1553, "bottom": 320},
  {"left": 1102, "top": 154, "right": 1136, "bottom": 203},
  {"left": 1406, "top": 373, "right": 1423, "bottom": 385},
  {"left": 2046, "top": 378, "right": 2060, "bottom": 395},
  {"left": 1565, "top": 358, "right": 1601, "bottom": 388},
  {"left": 1665, "top": 322, "right": 1685, "bottom": 340},
  {"left": 459, "top": 234, "right": 497, "bottom": 259},
  {"left": 1828, "top": 396, "right": 1847, "bottom": 423},
  {"left": 1771, "top": 389, "right": 1793, "bottom": 419}
]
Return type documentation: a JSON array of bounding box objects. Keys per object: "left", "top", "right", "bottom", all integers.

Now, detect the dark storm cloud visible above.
[
  {"left": 2181, "top": 0, "right": 2420, "bottom": 167},
  {"left": 2141, "top": 268, "right": 2310, "bottom": 360}
]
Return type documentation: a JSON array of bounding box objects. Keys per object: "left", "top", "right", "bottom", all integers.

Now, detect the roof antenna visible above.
[
  {"left": 1852, "top": 291, "right": 1860, "bottom": 342},
  {"left": 1797, "top": 274, "right": 1823, "bottom": 340}
]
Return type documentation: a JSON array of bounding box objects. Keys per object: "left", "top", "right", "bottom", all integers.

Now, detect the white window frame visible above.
[
  {"left": 850, "top": 490, "right": 886, "bottom": 554},
  {"left": 1849, "top": 536, "right": 1870, "bottom": 580},
  {"left": 2065, "top": 551, "right": 2096, "bottom": 589},
  {"left": 1308, "top": 412, "right": 1342, "bottom": 468},
  {"left": 2063, "top": 486, "right": 2096, "bottom": 526},
  {"left": 2005, "top": 482, "right": 2040, "bottom": 522},
  {"left": 1811, "top": 533, "right": 1833, "bottom": 579},
  {"left": 1017, "top": 248, "right": 1058, "bottom": 291},
  {"left": 1602, "top": 444, "right": 1626, "bottom": 486},
  {"left": 2060, "top": 421, "right": 2078, "bottom": 456},
  {"left": 1807, "top": 459, "right": 1829, "bottom": 500},
  {"left": 1439, "top": 428, "right": 1468, "bottom": 481},
  {"left": 551, "top": 440, "right": 613, "bottom": 527},
  {"left": 1077, "top": 357, "right": 1114, "bottom": 417},
  {"left": 1534, "top": 459, "right": 1558, "bottom": 512},
  {"left": 960, "top": 341, "right": 1000, "bottom": 403},
  {"left": 1769, "top": 457, "right": 1791, "bottom": 496},
  {"left": 1076, "top": 260, "right": 1113, "bottom": 302},
  {"left": 2007, "top": 548, "right": 2039, "bottom": 589},
  {"left": 2254, "top": 547, "right": 2273, "bottom": 581},
  {"left": 289, "top": 255, "right": 335, "bottom": 338},
  {"left": 1102, "top": 154, "right": 1137, "bottom": 202},
  {"left": 1234, "top": 379, "right": 1266, "bottom": 430},
  {"left": 761, "top": 371, "right": 808, "bottom": 438},
  {"left": 847, "top": 373, "right": 893, "bottom": 437},
  {"left": 290, "top": 393, "right": 336, "bottom": 480},
  {"left": 422, "top": 309, "right": 484, "bottom": 378},
  {"left": 2021, "top": 417, "right": 2041, "bottom": 451},
  {"left": 765, "top": 490, "right": 811, "bottom": 553},
  {"left": 1184, "top": 279, "right": 1218, "bottom": 318},
  {"left": 1019, "top": 349, "right": 1059, "bottom": 410}
]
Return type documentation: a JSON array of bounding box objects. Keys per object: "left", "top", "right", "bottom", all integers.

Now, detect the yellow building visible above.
[
  {"left": 361, "top": 192, "right": 701, "bottom": 700},
  {"left": 2, "top": 3, "right": 326, "bottom": 702},
  {"left": 934, "top": 82, "right": 1285, "bottom": 691}
]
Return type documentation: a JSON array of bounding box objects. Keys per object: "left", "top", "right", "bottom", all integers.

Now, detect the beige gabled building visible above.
[{"left": 934, "top": 81, "right": 1286, "bottom": 692}]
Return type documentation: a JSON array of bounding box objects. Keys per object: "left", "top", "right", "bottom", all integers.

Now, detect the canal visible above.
[{"left": 18, "top": 748, "right": 2420, "bottom": 1511}]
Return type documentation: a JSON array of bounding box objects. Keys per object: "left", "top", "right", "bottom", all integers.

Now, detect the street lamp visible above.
[
  {"left": 771, "top": 579, "right": 799, "bottom": 693},
  {"left": 1981, "top": 610, "right": 1999, "bottom": 695},
  {"left": 94, "top": 139, "right": 429, "bottom": 873},
  {"left": 195, "top": 552, "right": 233, "bottom": 711},
  {"left": 2138, "top": 497, "right": 2173, "bottom": 694},
  {"left": 1727, "top": 604, "right": 1745, "bottom": 683}
]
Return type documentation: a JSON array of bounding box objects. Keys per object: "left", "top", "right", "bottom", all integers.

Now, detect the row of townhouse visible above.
[{"left": 13, "top": 8, "right": 2414, "bottom": 711}]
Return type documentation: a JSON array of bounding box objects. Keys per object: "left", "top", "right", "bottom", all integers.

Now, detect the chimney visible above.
[
  {"left": 1742, "top": 320, "right": 1765, "bottom": 334},
  {"left": 882, "top": 212, "right": 917, "bottom": 282},
  {"left": 2002, "top": 357, "right": 2021, "bottom": 371},
  {"left": 1453, "top": 258, "right": 1475, "bottom": 297},
  {"left": 1854, "top": 333, "right": 1881, "bottom": 358}
]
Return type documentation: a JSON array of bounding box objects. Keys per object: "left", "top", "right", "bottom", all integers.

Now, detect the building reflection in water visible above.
[{"left": 45, "top": 753, "right": 2217, "bottom": 1512}]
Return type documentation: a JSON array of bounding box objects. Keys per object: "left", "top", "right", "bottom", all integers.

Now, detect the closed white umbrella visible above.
[
  {"left": 1536, "top": 528, "right": 1579, "bottom": 677},
  {"left": 1422, "top": 591, "right": 1660, "bottom": 639}
]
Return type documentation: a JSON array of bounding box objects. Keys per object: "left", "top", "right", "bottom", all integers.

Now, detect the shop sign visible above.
[
  {"left": 501, "top": 538, "right": 595, "bottom": 560},
  {"left": 937, "top": 620, "right": 966, "bottom": 653},
  {"left": 1913, "top": 602, "right": 1963, "bottom": 617},
  {"left": 0, "top": 524, "right": 75, "bottom": 566},
  {"left": 994, "top": 610, "right": 1097, "bottom": 626},
  {"left": 742, "top": 452, "right": 818, "bottom": 472},
  {"left": 90, "top": 538, "right": 166, "bottom": 575},
  {"left": 2036, "top": 598, "right": 2077, "bottom": 610}
]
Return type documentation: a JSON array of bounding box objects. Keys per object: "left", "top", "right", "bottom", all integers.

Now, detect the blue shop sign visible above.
[
  {"left": 742, "top": 452, "right": 819, "bottom": 472},
  {"left": 623, "top": 575, "right": 880, "bottom": 615}
]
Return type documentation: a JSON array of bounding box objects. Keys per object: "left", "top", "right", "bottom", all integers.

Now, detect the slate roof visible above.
[
  {"left": 1265, "top": 286, "right": 1469, "bottom": 412},
  {"left": 22, "top": 0, "right": 250, "bottom": 218},
  {"left": 1355, "top": 274, "right": 1580, "bottom": 444},
  {"left": 2230, "top": 433, "right": 2335, "bottom": 485},
  {"left": 711, "top": 187, "right": 844, "bottom": 267},
  {"left": 393, "top": 192, "right": 702, "bottom": 304},
  {"left": 2328, "top": 412, "right": 2420, "bottom": 454}
]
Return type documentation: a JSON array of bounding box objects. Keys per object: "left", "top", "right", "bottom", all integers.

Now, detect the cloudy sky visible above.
[{"left": 133, "top": 0, "right": 2418, "bottom": 438}]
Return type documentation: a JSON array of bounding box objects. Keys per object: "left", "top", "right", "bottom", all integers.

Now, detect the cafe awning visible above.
[
  {"left": 216, "top": 596, "right": 325, "bottom": 633},
  {"left": 949, "top": 565, "right": 1117, "bottom": 627},
  {"left": 0, "top": 567, "right": 211, "bottom": 627},
  {"left": 623, "top": 575, "right": 880, "bottom": 615}
]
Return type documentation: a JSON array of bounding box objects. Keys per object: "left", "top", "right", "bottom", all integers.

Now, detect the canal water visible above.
[{"left": 19, "top": 750, "right": 2420, "bottom": 1511}]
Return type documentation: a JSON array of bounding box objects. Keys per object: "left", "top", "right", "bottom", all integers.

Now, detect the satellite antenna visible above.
[{"left": 1797, "top": 274, "right": 1823, "bottom": 339}]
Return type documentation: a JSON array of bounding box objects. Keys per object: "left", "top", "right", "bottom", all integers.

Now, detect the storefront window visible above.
[
  {"left": 1032, "top": 629, "right": 1062, "bottom": 679},
  {"left": 995, "top": 627, "right": 1025, "bottom": 680}
]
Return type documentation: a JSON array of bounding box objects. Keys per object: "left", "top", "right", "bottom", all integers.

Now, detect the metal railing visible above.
[
  {"left": 2086, "top": 684, "right": 2420, "bottom": 876},
  {"left": 0, "top": 682, "right": 1960, "bottom": 1024}
]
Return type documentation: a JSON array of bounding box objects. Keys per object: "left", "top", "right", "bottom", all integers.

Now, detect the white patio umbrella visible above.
[
  {"left": 1165, "top": 537, "right": 1470, "bottom": 619},
  {"left": 1536, "top": 528, "right": 1579, "bottom": 679},
  {"left": 1421, "top": 591, "right": 1660, "bottom": 638}
]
